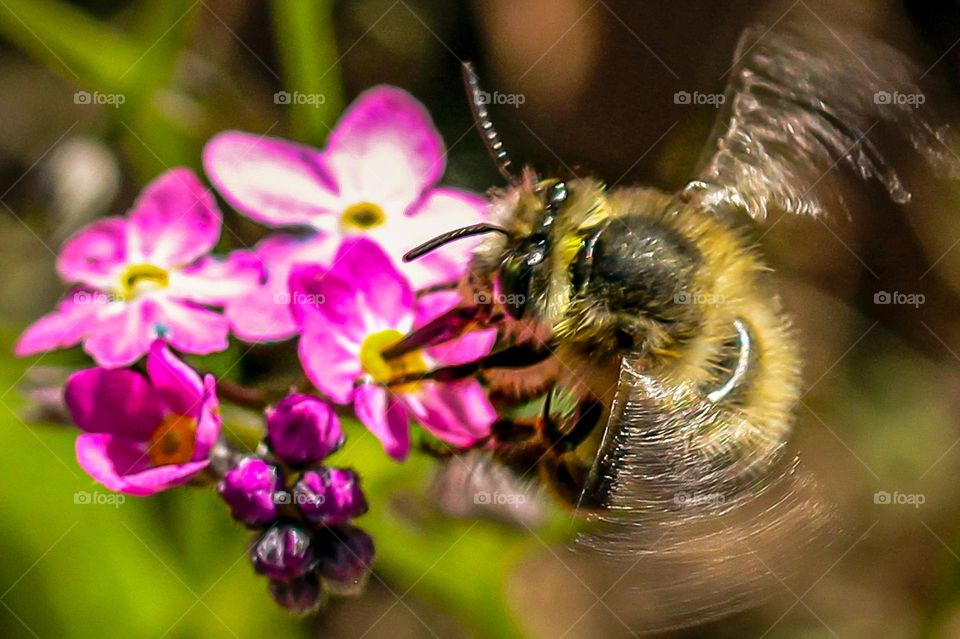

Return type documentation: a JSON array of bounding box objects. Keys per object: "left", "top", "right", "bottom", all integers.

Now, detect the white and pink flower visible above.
[
  {"left": 16, "top": 168, "right": 261, "bottom": 367},
  {"left": 203, "top": 86, "right": 488, "bottom": 342}
]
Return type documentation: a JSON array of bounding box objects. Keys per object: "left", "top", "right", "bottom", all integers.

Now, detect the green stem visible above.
[{"left": 269, "top": 0, "right": 344, "bottom": 145}]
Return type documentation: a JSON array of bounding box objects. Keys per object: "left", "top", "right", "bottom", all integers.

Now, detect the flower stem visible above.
[{"left": 216, "top": 379, "right": 272, "bottom": 411}]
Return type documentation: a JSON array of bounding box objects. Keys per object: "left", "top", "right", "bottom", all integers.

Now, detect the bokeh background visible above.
[{"left": 2, "top": 0, "right": 960, "bottom": 637}]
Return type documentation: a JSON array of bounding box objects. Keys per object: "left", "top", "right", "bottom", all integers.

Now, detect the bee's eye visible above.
[
  {"left": 498, "top": 254, "right": 532, "bottom": 319},
  {"left": 546, "top": 182, "right": 568, "bottom": 210}
]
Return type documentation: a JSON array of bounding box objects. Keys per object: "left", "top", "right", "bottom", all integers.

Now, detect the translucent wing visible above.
[
  {"left": 574, "top": 353, "right": 837, "bottom": 632},
  {"left": 691, "top": 17, "right": 960, "bottom": 221}
]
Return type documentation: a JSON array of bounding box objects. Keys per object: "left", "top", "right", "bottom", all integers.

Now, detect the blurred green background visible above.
[{"left": 2, "top": 0, "right": 960, "bottom": 637}]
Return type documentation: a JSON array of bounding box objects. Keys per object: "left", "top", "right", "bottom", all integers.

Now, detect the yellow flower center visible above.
[
  {"left": 119, "top": 263, "right": 169, "bottom": 300},
  {"left": 340, "top": 201, "right": 387, "bottom": 231},
  {"left": 359, "top": 329, "right": 428, "bottom": 392},
  {"left": 147, "top": 413, "right": 197, "bottom": 467}
]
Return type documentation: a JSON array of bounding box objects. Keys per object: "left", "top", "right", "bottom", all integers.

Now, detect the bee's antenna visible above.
[
  {"left": 403, "top": 223, "right": 510, "bottom": 262},
  {"left": 463, "top": 61, "right": 515, "bottom": 182}
]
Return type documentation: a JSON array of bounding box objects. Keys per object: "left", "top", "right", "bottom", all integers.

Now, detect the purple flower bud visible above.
[
  {"left": 250, "top": 523, "right": 317, "bottom": 581},
  {"left": 266, "top": 394, "right": 343, "bottom": 466},
  {"left": 218, "top": 457, "right": 281, "bottom": 526},
  {"left": 294, "top": 468, "right": 367, "bottom": 525},
  {"left": 317, "top": 526, "right": 375, "bottom": 596},
  {"left": 269, "top": 573, "right": 325, "bottom": 615}
]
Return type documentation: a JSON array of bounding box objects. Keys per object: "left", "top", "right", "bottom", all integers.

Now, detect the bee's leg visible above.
[
  {"left": 385, "top": 343, "right": 553, "bottom": 387},
  {"left": 489, "top": 418, "right": 552, "bottom": 478},
  {"left": 415, "top": 281, "right": 460, "bottom": 297},
  {"left": 542, "top": 397, "right": 604, "bottom": 452},
  {"left": 540, "top": 454, "right": 594, "bottom": 505},
  {"left": 382, "top": 304, "right": 498, "bottom": 360}
]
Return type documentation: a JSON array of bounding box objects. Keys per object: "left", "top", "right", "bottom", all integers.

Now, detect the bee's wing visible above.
[
  {"left": 691, "top": 16, "right": 960, "bottom": 222},
  {"left": 573, "top": 353, "right": 838, "bottom": 632}
]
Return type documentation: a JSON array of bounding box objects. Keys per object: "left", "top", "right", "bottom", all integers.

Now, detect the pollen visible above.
[
  {"left": 119, "top": 263, "right": 169, "bottom": 299},
  {"left": 147, "top": 413, "right": 197, "bottom": 467},
  {"left": 340, "top": 202, "right": 387, "bottom": 231},
  {"left": 359, "top": 329, "right": 427, "bottom": 391}
]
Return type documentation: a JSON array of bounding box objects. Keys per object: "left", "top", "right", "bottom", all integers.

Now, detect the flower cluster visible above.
[
  {"left": 219, "top": 394, "right": 372, "bottom": 614},
  {"left": 16, "top": 87, "right": 497, "bottom": 614}
]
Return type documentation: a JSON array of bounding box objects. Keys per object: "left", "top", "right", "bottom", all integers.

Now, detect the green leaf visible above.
[{"left": 0, "top": 0, "right": 158, "bottom": 92}]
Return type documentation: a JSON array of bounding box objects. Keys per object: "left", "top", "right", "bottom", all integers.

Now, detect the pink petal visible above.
[
  {"left": 404, "top": 380, "right": 495, "bottom": 447},
  {"left": 153, "top": 299, "right": 230, "bottom": 356},
  {"left": 167, "top": 250, "right": 264, "bottom": 306},
  {"left": 193, "top": 374, "right": 221, "bottom": 459},
  {"left": 203, "top": 131, "right": 341, "bottom": 228},
  {"left": 64, "top": 367, "right": 163, "bottom": 439},
  {"left": 227, "top": 233, "right": 338, "bottom": 342},
  {"left": 354, "top": 383, "right": 410, "bottom": 460},
  {"left": 145, "top": 340, "right": 203, "bottom": 417},
  {"left": 415, "top": 290, "right": 497, "bottom": 366},
  {"left": 56, "top": 217, "right": 127, "bottom": 289},
  {"left": 288, "top": 263, "right": 361, "bottom": 340},
  {"left": 323, "top": 86, "right": 445, "bottom": 215},
  {"left": 76, "top": 433, "right": 209, "bottom": 496},
  {"left": 328, "top": 237, "right": 414, "bottom": 333},
  {"left": 227, "top": 286, "right": 299, "bottom": 343},
  {"left": 82, "top": 299, "right": 159, "bottom": 368},
  {"left": 374, "top": 187, "right": 487, "bottom": 263},
  {"left": 395, "top": 188, "right": 488, "bottom": 289},
  {"left": 14, "top": 289, "right": 106, "bottom": 357},
  {"left": 126, "top": 168, "right": 222, "bottom": 267},
  {"left": 297, "top": 326, "right": 361, "bottom": 404}
]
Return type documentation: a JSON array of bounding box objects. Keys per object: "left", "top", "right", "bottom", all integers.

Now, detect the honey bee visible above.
[{"left": 383, "top": 16, "right": 959, "bottom": 630}]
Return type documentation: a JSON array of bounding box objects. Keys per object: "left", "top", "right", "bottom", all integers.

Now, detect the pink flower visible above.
[
  {"left": 203, "top": 86, "right": 488, "bottom": 342},
  {"left": 223, "top": 233, "right": 337, "bottom": 342},
  {"left": 64, "top": 341, "right": 221, "bottom": 496},
  {"left": 289, "top": 238, "right": 496, "bottom": 460},
  {"left": 15, "top": 168, "right": 262, "bottom": 368}
]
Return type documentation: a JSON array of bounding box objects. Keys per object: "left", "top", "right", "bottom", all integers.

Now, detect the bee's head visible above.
[
  {"left": 401, "top": 63, "right": 611, "bottom": 332},
  {"left": 404, "top": 172, "right": 611, "bottom": 327},
  {"left": 484, "top": 174, "right": 611, "bottom": 321}
]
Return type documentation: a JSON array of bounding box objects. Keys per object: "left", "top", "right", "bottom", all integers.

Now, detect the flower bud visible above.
[
  {"left": 266, "top": 394, "right": 343, "bottom": 466},
  {"left": 269, "top": 573, "right": 325, "bottom": 615},
  {"left": 218, "top": 457, "right": 281, "bottom": 526},
  {"left": 250, "top": 523, "right": 317, "bottom": 581},
  {"left": 294, "top": 468, "right": 367, "bottom": 525},
  {"left": 317, "top": 526, "right": 375, "bottom": 596}
]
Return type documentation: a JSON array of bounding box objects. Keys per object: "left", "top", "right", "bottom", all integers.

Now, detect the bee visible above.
[{"left": 383, "top": 16, "right": 959, "bottom": 630}]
